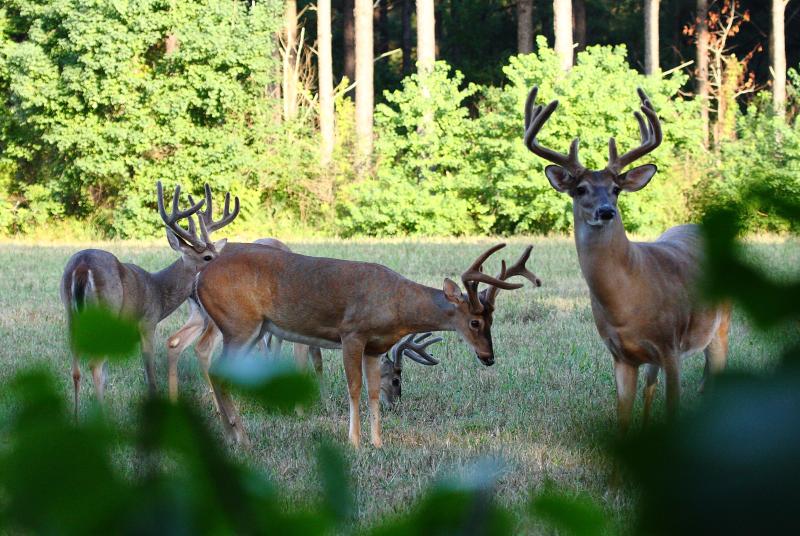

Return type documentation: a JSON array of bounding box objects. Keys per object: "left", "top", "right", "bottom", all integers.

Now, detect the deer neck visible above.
[
  {"left": 152, "top": 259, "right": 197, "bottom": 321},
  {"left": 395, "top": 284, "right": 458, "bottom": 334},
  {"left": 574, "top": 213, "right": 634, "bottom": 305}
]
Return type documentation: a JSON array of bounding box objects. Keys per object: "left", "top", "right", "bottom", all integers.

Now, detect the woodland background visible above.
[{"left": 0, "top": 0, "right": 797, "bottom": 239}]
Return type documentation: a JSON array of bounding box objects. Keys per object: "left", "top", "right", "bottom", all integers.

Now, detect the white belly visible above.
[{"left": 264, "top": 320, "right": 342, "bottom": 350}]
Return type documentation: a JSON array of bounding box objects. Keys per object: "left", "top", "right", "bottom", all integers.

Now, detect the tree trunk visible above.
[
  {"left": 771, "top": 0, "right": 788, "bottom": 117},
  {"left": 318, "top": 0, "right": 335, "bottom": 167},
  {"left": 417, "top": 0, "right": 436, "bottom": 74},
  {"left": 355, "top": 0, "right": 373, "bottom": 172},
  {"left": 518, "top": 0, "right": 534, "bottom": 54},
  {"left": 553, "top": 0, "right": 573, "bottom": 71},
  {"left": 696, "top": 0, "right": 709, "bottom": 148},
  {"left": 644, "top": 0, "right": 660, "bottom": 75},
  {"left": 401, "top": 0, "right": 412, "bottom": 75},
  {"left": 282, "top": 0, "right": 299, "bottom": 121},
  {"left": 343, "top": 0, "right": 356, "bottom": 88},
  {"left": 573, "top": 0, "right": 586, "bottom": 55}
]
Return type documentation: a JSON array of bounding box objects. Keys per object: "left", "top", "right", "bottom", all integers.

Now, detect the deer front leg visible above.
[
  {"left": 141, "top": 327, "right": 157, "bottom": 396},
  {"left": 195, "top": 322, "right": 222, "bottom": 414},
  {"left": 642, "top": 363, "right": 660, "bottom": 426},
  {"left": 166, "top": 316, "right": 205, "bottom": 401},
  {"left": 613, "top": 359, "right": 638, "bottom": 436},
  {"left": 342, "top": 337, "right": 366, "bottom": 448},
  {"left": 293, "top": 343, "right": 310, "bottom": 370},
  {"left": 363, "top": 353, "right": 383, "bottom": 448},
  {"left": 310, "top": 346, "right": 323, "bottom": 377},
  {"left": 663, "top": 356, "right": 681, "bottom": 420}
]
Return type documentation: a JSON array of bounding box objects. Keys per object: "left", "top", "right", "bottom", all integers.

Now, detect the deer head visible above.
[
  {"left": 443, "top": 243, "right": 540, "bottom": 366},
  {"left": 380, "top": 332, "right": 443, "bottom": 407},
  {"left": 157, "top": 182, "right": 240, "bottom": 269},
  {"left": 523, "top": 87, "right": 662, "bottom": 228}
]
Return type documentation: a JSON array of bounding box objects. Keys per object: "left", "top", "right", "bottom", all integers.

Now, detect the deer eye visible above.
[
  {"left": 574, "top": 186, "right": 587, "bottom": 196},
  {"left": 392, "top": 379, "right": 400, "bottom": 386},
  {"left": 469, "top": 319, "right": 480, "bottom": 329},
  {"left": 612, "top": 186, "right": 622, "bottom": 195},
  {"left": 203, "top": 255, "right": 213, "bottom": 261}
]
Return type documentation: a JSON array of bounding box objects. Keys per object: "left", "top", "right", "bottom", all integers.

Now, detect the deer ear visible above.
[
  {"left": 544, "top": 165, "right": 573, "bottom": 193},
  {"left": 442, "top": 278, "right": 464, "bottom": 305},
  {"left": 166, "top": 229, "right": 188, "bottom": 253},
  {"left": 617, "top": 164, "right": 657, "bottom": 192},
  {"left": 214, "top": 238, "right": 227, "bottom": 253}
]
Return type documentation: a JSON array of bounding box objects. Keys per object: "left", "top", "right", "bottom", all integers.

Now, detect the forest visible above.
[{"left": 0, "top": 0, "right": 797, "bottom": 239}]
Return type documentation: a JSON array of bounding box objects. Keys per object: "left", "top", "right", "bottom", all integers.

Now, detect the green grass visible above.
[{"left": 1, "top": 237, "right": 798, "bottom": 531}]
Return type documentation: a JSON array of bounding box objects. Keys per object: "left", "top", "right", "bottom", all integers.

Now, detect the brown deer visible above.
[
  {"left": 60, "top": 182, "right": 239, "bottom": 417},
  {"left": 379, "top": 332, "right": 443, "bottom": 407},
  {"left": 523, "top": 86, "right": 731, "bottom": 433},
  {"left": 196, "top": 243, "right": 539, "bottom": 447}
]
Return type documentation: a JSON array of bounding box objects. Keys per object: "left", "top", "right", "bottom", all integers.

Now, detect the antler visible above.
[
  {"left": 484, "top": 245, "right": 542, "bottom": 307},
  {"left": 391, "top": 333, "right": 443, "bottom": 367},
  {"left": 156, "top": 181, "right": 207, "bottom": 251},
  {"left": 523, "top": 86, "right": 585, "bottom": 177},
  {"left": 605, "top": 88, "right": 663, "bottom": 175},
  {"left": 461, "top": 243, "right": 524, "bottom": 314},
  {"left": 188, "top": 183, "right": 241, "bottom": 246}
]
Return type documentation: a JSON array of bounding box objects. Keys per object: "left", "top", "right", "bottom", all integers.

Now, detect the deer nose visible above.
[{"left": 597, "top": 205, "right": 616, "bottom": 221}]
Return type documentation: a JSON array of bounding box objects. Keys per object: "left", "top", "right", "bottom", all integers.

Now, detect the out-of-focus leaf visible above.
[
  {"left": 210, "top": 356, "right": 318, "bottom": 413},
  {"left": 316, "top": 439, "right": 353, "bottom": 525},
  {"left": 530, "top": 485, "right": 608, "bottom": 536},
  {"left": 69, "top": 305, "right": 139, "bottom": 360}
]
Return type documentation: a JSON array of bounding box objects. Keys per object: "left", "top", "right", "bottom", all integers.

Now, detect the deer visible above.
[
  {"left": 60, "top": 182, "right": 239, "bottom": 418},
  {"left": 522, "top": 86, "right": 731, "bottom": 434},
  {"left": 379, "top": 332, "right": 443, "bottom": 407},
  {"left": 195, "top": 243, "right": 540, "bottom": 448}
]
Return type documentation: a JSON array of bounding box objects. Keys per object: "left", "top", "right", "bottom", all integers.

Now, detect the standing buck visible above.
[
  {"left": 523, "top": 86, "right": 731, "bottom": 433},
  {"left": 196, "top": 243, "right": 539, "bottom": 447},
  {"left": 61, "top": 182, "right": 239, "bottom": 417}
]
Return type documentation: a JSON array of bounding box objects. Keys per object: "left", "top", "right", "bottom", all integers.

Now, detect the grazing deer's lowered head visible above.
[{"left": 380, "top": 332, "right": 443, "bottom": 407}]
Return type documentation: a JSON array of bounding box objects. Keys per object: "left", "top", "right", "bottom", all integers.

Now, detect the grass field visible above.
[{"left": 1, "top": 236, "right": 798, "bottom": 531}]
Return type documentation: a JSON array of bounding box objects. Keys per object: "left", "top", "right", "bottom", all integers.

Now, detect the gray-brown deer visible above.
[
  {"left": 523, "top": 86, "right": 731, "bottom": 433},
  {"left": 196, "top": 243, "right": 539, "bottom": 447},
  {"left": 379, "top": 332, "right": 443, "bottom": 407},
  {"left": 60, "top": 182, "right": 239, "bottom": 417}
]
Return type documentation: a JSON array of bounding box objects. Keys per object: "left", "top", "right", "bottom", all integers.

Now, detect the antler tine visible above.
[
  {"left": 390, "top": 333, "right": 415, "bottom": 367},
  {"left": 403, "top": 332, "right": 443, "bottom": 366},
  {"left": 156, "top": 181, "right": 206, "bottom": 249},
  {"left": 606, "top": 88, "right": 663, "bottom": 174},
  {"left": 485, "top": 246, "right": 543, "bottom": 306},
  {"left": 204, "top": 184, "right": 241, "bottom": 234},
  {"left": 523, "top": 86, "right": 585, "bottom": 177},
  {"left": 461, "top": 243, "right": 523, "bottom": 314}
]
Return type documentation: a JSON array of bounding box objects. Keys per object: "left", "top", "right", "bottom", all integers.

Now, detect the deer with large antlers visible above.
[
  {"left": 60, "top": 182, "right": 239, "bottom": 417},
  {"left": 523, "top": 86, "right": 731, "bottom": 433},
  {"left": 379, "top": 332, "right": 443, "bottom": 407},
  {"left": 196, "top": 243, "right": 539, "bottom": 447}
]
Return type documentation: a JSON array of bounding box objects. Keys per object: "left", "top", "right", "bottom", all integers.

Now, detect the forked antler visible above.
[
  {"left": 523, "top": 86, "right": 585, "bottom": 177},
  {"left": 461, "top": 243, "right": 524, "bottom": 314},
  {"left": 391, "top": 332, "right": 443, "bottom": 367},
  {"left": 605, "top": 88, "right": 663, "bottom": 174},
  {"left": 188, "top": 183, "right": 241, "bottom": 246},
  {"left": 484, "top": 245, "right": 542, "bottom": 307},
  {"left": 156, "top": 181, "right": 207, "bottom": 251}
]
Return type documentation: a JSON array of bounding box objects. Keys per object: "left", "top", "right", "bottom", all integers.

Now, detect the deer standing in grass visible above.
[
  {"left": 523, "top": 86, "right": 731, "bottom": 433},
  {"left": 196, "top": 243, "right": 539, "bottom": 447},
  {"left": 379, "top": 332, "right": 443, "bottom": 407},
  {"left": 60, "top": 182, "right": 238, "bottom": 416}
]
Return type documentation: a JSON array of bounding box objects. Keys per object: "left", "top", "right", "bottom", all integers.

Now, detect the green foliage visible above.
[{"left": 69, "top": 304, "right": 139, "bottom": 360}]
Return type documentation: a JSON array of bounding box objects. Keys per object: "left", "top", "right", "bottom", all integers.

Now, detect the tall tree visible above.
[
  {"left": 644, "top": 0, "right": 660, "bottom": 75},
  {"left": 553, "top": 0, "right": 573, "bottom": 70},
  {"left": 318, "top": 0, "right": 334, "bottom": 166},
  {"left": 573, "top": 0, "right": 586, "bottom": 54},
  {"left": 417, "top": 0, "right": 436, "bottom": 73},
  {"left": 696, "top": 0, "right": 710, "bottom": 147},
  {"left": 518, "top": 0, "right": 534, "bottom": 54},
  {"left": 343, "top": 0, "right": 355, "bottom": 87},
  {"left": 771, "top": 0, "right": 789, "bottom": 117},
  {"left": 355, "top": 0, "right": 374, "bottom": 170},
  {"left": 282, "top": 0, "right": 299, "bottom": 120},
  {"left": 401, "top": 0, "right": 413, "bottom": 75}
]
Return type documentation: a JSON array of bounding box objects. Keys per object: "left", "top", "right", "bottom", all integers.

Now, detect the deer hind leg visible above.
[
  {"left": 613, "top": 359, "right": 639, "bottom": 436},
  {"left": 72, "top": 355, "right": 81, "bottom": 421},
  {"left": 342, "top": 337, "right": 366, "bottom": 448},
  {"left": 363, "top": 353, "right": 383, "bottom": 448},
  {"left": 663, "top": 356, "right": 682, "bottom": 420},
  {"left": 89, "top": 359, "right": 108, "bottom": 405},
  {"left": 140, "top": 327, "right": 157, "bottom": 396},
  {"left": 166, "top": 312, "right": 205, "bottom": 402},
  {"left": 195, "top": 322, "right": 222, "bottom": 414},
  {"left": 293, "top": 343, "right": 310, "bottom": 370},
  {"left": 310, "top": 346, "right": 323, "bottom": 377},
  {"left": 701, "top": 309, "right": 731, "bottom": 393},
  {"left": 642, "top": 364, "right": 660, "bottom": 426}
]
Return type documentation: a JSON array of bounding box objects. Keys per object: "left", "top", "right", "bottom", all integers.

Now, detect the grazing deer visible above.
[
  {"left": 523, "top": 86, "right": 731, "bottom": 433},
  {"left": 60, "top": 182, "right": 239, "bottom": 417},
  {"left": 196, "top": 243, "right": 539, "bottom": 447},
  {"left": 379, "top": 332, "right": 443, "bottom": 407},
  {"left": 165, "top": 238, "right": 322, "bottom": 405}
]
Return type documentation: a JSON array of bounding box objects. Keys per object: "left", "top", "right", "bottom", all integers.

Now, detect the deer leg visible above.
[
  {"left": 72, "top": 355, "right": 81, "bottom": 421},
  {"left": 166, "top": 318, "right": 204, "bottom": 402},
  {"left": 310, "top": 346, "right": 323, "bottom": 377},
  {"left": 293, "top": 343, "right": 310, "bottom": 370},
  {"left": 613, "top": 359, "right": 638, "bottom": 436},
  {"left": 90, "top": 359, "right": 107, "bottom": 404},
  {"left": 342, "top": 337, "right": 366, "bottom": 448},
  {"left": 701, "top": 310, "right": 731, "bottom": 392},
  {"left": 663, "top": 356, "right": 681, "bottom": 420},
  {"left": 363, "top": 353, "right": 383, "bottom": 448},
  {"left": 642, "top": 364, "right": 660, "bottom": 426},
  {"left": 140, "top": 327, "right": 157, "bottom": 395},
  {"left": 267, "top": 334, "right": 283, "bottom": 359},
  {"left": 195, "top": 323, "right": 222, "bottom": 414}
]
